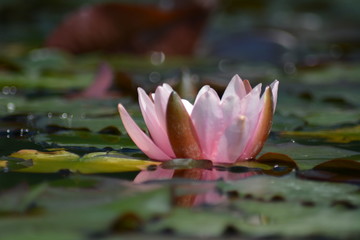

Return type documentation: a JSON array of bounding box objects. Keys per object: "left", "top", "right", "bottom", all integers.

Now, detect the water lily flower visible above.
[{"left": 118, "top": 75, "right": 279, "bottom": 163}]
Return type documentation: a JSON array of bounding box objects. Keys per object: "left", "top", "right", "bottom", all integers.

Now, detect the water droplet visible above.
[
  {"left": 2, "top": 86, "right": 10, "bottom": 95},
  {"left": 150, "top": 51, "right": 166, "bottom": 65},
  {"left": 61, "top": 113, "right": 68, "bottom": 119},
  {"left": 218, "top": 59, "right": 232, "bottom": 73},
  {"left": 9, "top": 86, "right": 17, "bottom": 95},
  {"left": 149, "top": 72, "right": 161, "bottom": 83},
  {"left": 48, "top": 112, "right": 53, "bottom": 118},
  {"left": 7, "top": 102, "right": 15, "bottom": 112}
]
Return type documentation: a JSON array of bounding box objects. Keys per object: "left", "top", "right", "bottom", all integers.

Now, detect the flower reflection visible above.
[{"left": 134, "top": 166, "right": 256, "bottom": 207}]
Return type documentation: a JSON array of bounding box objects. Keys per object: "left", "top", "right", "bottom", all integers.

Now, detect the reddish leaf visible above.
[
  {"left": 298, "top": 159, "right": 360, "bottom": 184},
  {"left": 256, "top": 152, "right": 298, "bottom": 176}
]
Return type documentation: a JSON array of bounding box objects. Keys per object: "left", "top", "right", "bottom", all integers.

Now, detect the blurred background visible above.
[{"left": 1, "top": 0, "right": 360, "bottom": 96}]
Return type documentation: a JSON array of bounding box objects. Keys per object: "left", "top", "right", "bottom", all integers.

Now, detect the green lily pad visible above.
[
  {"left": 0, "top": 176, "right": 171, "bottom": 239},
  {"left": 34, "top": 131, "right": 137, "bottom": 149},
  {"left": 2, "top": 149, "right": 158, "bottom": 173},
  {"left": 261, "top": 142, "right": 360, "bottom": 169},
  {"left": 281, "top": 125, "right": 360, "bottom": 144}
]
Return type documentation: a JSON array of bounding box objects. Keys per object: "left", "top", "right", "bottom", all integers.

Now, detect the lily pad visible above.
[
  {"left": 34, "top": 131, "right": 137, "bottom": 149},
  {"left": 298, "top": 158, "right": 360, "bottom": 184},
  {"left": 261, "top": 142, "right": 360, "bottom": 169},
  {"left": 281, "top": 125, "right": 360, "bottom": 143},
  {"left": 2, "top": 149, "right": 158, "bottom": 173}
]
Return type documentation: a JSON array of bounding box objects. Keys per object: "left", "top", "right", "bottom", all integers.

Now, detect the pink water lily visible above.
[{"left": 118, "top": 75, "right": 279, "bottom": 163}]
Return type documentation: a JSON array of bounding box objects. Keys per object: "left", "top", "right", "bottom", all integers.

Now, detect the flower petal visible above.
[
  {"left": 243, "top": 79, "right": 252, "bottom": 94},
  {"left": 214, "top": 115, "right": 247, "bottom": 163},
  {"left": 216, "top": 84, "right": 263, "bottom": 163},
  {"left": 239, "top": 87, "right": 273, "bottom": 160},
  {"left": 138, "top": 88, "right": 175, "bottom": 157},
  {"left": 134, "top": 168, "right": 174, "bottom": 183},
  {"left": 166, "top": 91, "right": 202, "bottom": 159},
  {"left": 191, "top": 89, "right": 224, "bottom": 159},
  {"left": 270, "top": 80, "right": 279, "bottom": 113},
  {"left": 181, "top": 99, "right": 194, "bottom": 115},
  {"left": 194, "top": 85, "right": 210, "bottom": 104},
  {"left": 154, "top": 83, "right": 174, "bottom": 130},
  {"left": 118, "top": 104, "right": 171, "bottom": 160},
  {"left": 221, "top": 74, "right": 247, "bottom": 101}
]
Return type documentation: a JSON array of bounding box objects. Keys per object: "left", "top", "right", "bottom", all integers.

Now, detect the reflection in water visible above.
[{"left": 134, "top": 166, "right": 256, "bottom": 207}]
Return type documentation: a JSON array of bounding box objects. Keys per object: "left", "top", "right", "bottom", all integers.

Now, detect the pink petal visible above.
[
  {"left": 213, "top": 115, "right": 247, "bottom": 163},
  {"left": 191, "top": 89, "right": 224, "bottom": 159},
  {"left": 118, "top": 104, "right": 171, "bottom": 160},
  {"left": 194, "top": 85, "right": 210, "bottom": 104},
  {"left": 239, "top": 87, "right": 274, "bottom": 160},
  {"left": 236, "top": 84, "right": 263, "bottom": 150},
  {"left": 221, "top": 83, "right": 262, "bottom": 126},
  {"left": 215, "top": 84, "right": 262, "bottom": 163},
  {"left": 221, "top": 74, "right": 247, "bottom": 101},
  {"left": 79, "top": 62, "right": 113, "bottom": 98},
  {"left": 270, "top": 80, "right": 279, "bottom": 112},
  {"left": 138, "top": 88, "right": 175, "bottom": 157},
  {"left": 181, "top": 99, "right": 194, "bottom": 115},
  {"left": 154, "top": 84, "right": 173, "bottom": 131},
  {"left": 134, "top": 168, "right": 174, "bottom": 183}
]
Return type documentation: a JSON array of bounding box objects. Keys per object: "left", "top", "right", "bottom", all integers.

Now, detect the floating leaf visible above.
[
  {"left": 147, "top": 175, "right": 360, "bottom": 238},
  {"left": 10, "top": 149, "right": 78, "bottom": 161},
  {"left": 0, "top": 160, "right": 6, "bottom": 168},
  {"left": 256, "top": 152, "right": 298, "bottom": 176},
  {"left": 303, "top": 111, "right": 360, "bottom": 127},
  {"left": 0, "top": 177, "right": 171, "bottom": 239},
  {"left": 34, "top": 131, "right": 136, "bottom": 149},
  {"left": 0, "top": 157, "right": 33, "bottom": 172},
  {"left": 4, "top": 149, "right": 158, "bottom": 173},
  {"left": 261, "top": 142, "right": 360, "bottom": 169},
  {"left": 77, "top": 152, "right": 160, "bottom": 173},
  {"left": 281, "top": 125, "right": 360, "bottom": 143},
  {"left": 297, "top": 159, "right": 360, "bottom": 184}
]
